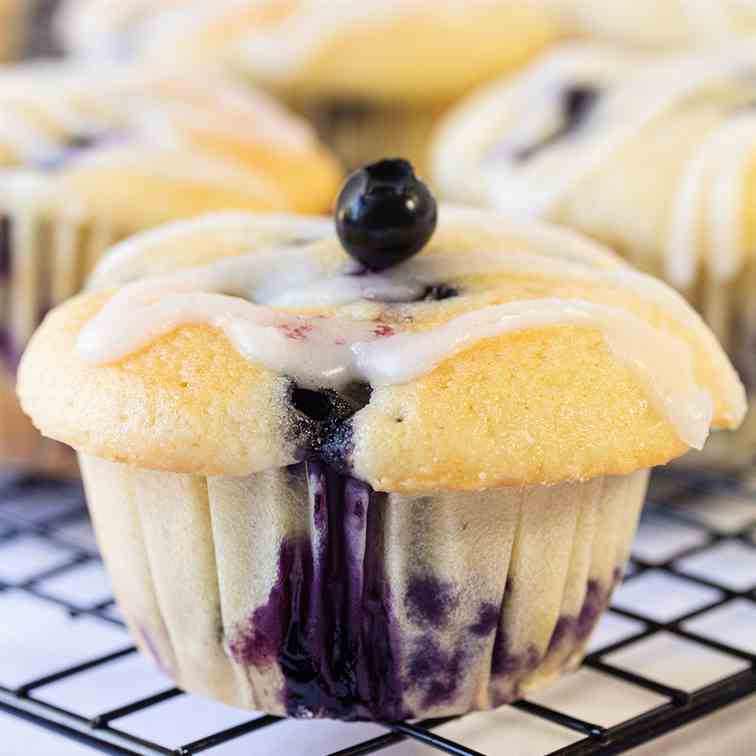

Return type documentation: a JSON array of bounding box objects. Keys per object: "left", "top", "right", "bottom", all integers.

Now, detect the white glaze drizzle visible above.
[
  {"left": 452, "top": 45, "right": 756, "bottom": 288},
  {"left": 76, "top": 230, "right": 747, "bottom": 449},
  {"left": 77, "top": 284, "right": 714, "bottom": 448},
  {"left": 85, "top": 237, "right": 744, "bottom": 417}
]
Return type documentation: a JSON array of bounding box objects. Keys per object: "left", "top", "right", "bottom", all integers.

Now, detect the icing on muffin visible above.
[{"left": 19, "top": 162, "right": 745, "bottom": 491}]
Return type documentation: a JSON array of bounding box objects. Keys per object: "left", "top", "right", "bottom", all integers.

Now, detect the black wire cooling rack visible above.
[{"left": 0, "top": 468, "right": 754, "bottom": 756}]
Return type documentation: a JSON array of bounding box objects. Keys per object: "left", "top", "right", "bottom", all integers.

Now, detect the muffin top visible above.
[
  {"left": 432, "top": 43, "right": 756, "bottom": 291},
  {"left": 544, "top": 0, "right": 756, "bottom": 48},
  {"left": 0, "top": 60, "right": 341, "bottom": 227},
  {"left": 18, "top": 165, "right": 744, "bottom": 492},
  {"left": 56, "top": 0, "right": 561, "bottom": 103}
]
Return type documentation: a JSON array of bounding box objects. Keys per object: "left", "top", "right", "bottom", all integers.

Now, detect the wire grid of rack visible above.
[{"left": 0, "top": 468, "right": 754, "bottom": 756}]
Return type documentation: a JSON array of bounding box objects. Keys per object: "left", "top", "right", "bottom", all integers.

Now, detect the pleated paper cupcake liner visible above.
[{"left": 80, "top": 454, "right": 647, "bottom": 721}]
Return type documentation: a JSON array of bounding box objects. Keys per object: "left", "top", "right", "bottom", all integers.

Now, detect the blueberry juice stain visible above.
[{"left": 229, "top": 462, "right": 407, "bottom": 721}]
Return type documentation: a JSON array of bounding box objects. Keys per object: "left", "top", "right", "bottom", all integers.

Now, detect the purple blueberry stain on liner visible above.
[
  {"left": 227, "top": 462, "right": 608, "bottom": 717},
  {"left": 575, "top": 579, "right": 607, "bottom": 640},
  {"left": 547, "top": 616, "right": 574, "bottom": 653},
  {"left": 229, "top": 463, "right": 408, "bottom": 721},
  {"left": 469, "top": 602, "right": 500, "bottom": 638},
  {"left": 491, "top": 630, "right": 523, "bottom": 677},
  {"left": 546, "top": 577, "right": 612, "bottom": 655},
  {"left": 405, "top": 635, "right": 467, "bottom": 709},
  {"left": 405, "top": 575, "right": 459, "bottom": 630}
]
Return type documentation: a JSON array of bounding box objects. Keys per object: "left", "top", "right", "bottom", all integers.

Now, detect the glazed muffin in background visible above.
[
  {"left": 543, "top": 0, "right": 756, "bottom": 48},
  {"left": 0, "top": 60, "right": 341, "bottom": 476},
  {"left": 55, "top": 0, "right": 563, "bottom": 171},
  {"left": 432, "top": 44, "right": 756, "bottom": 468},
  {"left": 18, "top": 161, "right": 744, "bottom": 719}
]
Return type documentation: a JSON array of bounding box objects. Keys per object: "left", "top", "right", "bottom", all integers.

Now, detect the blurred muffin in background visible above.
[
  {"left": 543, "top": 0, "right": 756, "bottom": 48},
  {"left": 56, "top": 0, "right": 564, "bottom": 171},
  {"left": 0, "top": 60, "right": 341, "bottom": 476},
  {"left": 432, "top": 43, "right": 756, "bottom": 468}
]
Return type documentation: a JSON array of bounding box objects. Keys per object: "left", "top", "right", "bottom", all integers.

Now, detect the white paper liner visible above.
[{"left": 80, "top": 454, "right": 648, "bottom": 720}]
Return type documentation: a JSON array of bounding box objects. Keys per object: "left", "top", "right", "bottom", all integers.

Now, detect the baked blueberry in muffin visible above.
[{"left": 18, "top": 162, "right": 744, "bottom": 719}]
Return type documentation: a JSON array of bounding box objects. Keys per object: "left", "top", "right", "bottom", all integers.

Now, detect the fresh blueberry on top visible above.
[{"left": 336, "top": 159, "right": 437, "bottom": 271}]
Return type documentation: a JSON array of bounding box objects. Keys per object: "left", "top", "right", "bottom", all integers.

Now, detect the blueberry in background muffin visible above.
[
  {"left": 432, "top": 43, "right": 756, "bottom": 468},
  {"left": 55, "top": 0, "right": 565, "bottom": 172},
  {"left": 0, "top": 60, "right": 341, "bottom": 476},
  {"left": 17, "top": 161, "right": 744, "bottom": 718}
]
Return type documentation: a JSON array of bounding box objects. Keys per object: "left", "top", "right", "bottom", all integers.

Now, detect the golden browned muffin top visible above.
[{"left": 18, "top": 207, "right": 745, "bottom": 491}]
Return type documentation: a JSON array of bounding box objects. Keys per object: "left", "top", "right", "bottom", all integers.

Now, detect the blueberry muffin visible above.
[
  {"left": 544, "top": 0, "right": 756, "bottom": 48},
  {"left": 55, "top": 0, "right": 563, "bottom": 171},
  {"left": 0, "top": 60, "right": 341, "bottom": 475},
  {"left": 433, "top": 44, "right": 756, "bottom": 467},
  {"left": 18, "top": 161, "right": 743, "bottom": 719}
]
